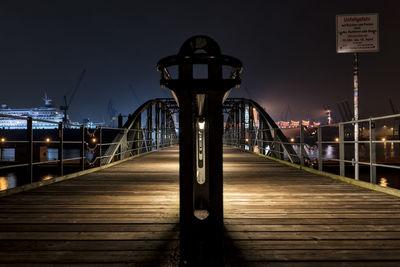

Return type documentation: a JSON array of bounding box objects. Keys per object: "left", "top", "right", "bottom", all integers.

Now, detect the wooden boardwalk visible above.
[{"left": 1, "top": 146, "right": 400, "bottom": 266}]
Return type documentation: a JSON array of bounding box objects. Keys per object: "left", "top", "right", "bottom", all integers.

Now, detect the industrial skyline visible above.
[{"left": 0, "top": 0, "right": 399, "bottom": 123}]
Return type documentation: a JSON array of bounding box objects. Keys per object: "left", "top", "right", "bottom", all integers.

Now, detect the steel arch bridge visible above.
[
  {"left": 101, "top": 97, "right": 299, "bottom": 165},
  {"left": 100, "top": 98, "right": 178, "bottom": 165}
]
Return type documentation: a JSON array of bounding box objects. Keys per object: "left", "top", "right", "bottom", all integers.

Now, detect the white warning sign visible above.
[{"left": 336, "top": 14, "right": 379, "bottom": 53}]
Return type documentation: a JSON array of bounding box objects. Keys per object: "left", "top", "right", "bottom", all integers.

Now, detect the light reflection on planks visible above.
[
  {"left": 1, "top": 146, "right": 400, "bottom": 265},
  {"left": 223, "top": 147, "right": 400, "bottom": 265}
]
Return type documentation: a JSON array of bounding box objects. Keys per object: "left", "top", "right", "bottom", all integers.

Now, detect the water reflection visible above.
[
  {"left": 286, "top": 144, "right": 337, "bottom": 160},
  {"left": 325, "top": 145, "right": 334, "bottom": 159},
  {"left": 253, "top": 145, "right": 259, "bottom": 153},
  {"left": 41, "top": 175, "right": 53, "bottom": 181},
  {"left": 391, "top": 142, "right": 395, "bottom": 158},
  {"left": 0, "top": 177, "right": 8, "bottom": 190},
  {"left": 0, "top": 148, "right": 15, "bottom": 161},
  {"left": 380, "top": 177, "right": 389, "bottom": 187},
  {"left": 1, "top": 148, "right": 89, "bottom": 162},
  {"left": 0, "top": 173, "right": 17, "bottom": 191}
]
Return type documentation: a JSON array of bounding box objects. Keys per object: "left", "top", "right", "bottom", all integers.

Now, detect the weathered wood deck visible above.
[{"left": 1, "top": 146, "right": 400, "bottom": 266}]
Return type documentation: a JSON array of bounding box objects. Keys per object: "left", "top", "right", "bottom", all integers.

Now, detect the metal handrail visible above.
[
  {"left": 224, "top": 111, "right": 400, "bottom": 188},
  {"left": 0, "top": 100, "right": 179, "bottom": 192}
]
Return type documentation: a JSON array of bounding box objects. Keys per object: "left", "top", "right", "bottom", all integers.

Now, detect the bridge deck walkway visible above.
[{"left": 1, "top": 146, "right": 400, "bottom": 266}]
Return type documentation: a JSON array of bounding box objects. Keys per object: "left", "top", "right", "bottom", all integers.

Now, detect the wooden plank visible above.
[
  {"left": 0, "top": 223, "right": 179, "bottom": 232},
  {"left": 226, "top": 249, "right": 400, "bottom": 261},
  {"left": 0, "top": 251, "right": 177, "bottom": 263},
  {"left": 0, "top": 240, "right": 179, "bottom": 251},
  {"left": 1, "top": 146, "right": 400, "bottom": 265},
  {"left": 0, "top": 232, "right": 179, "bottom": 240},
  {"left": 222, "top": 146, "right": 400, "bottom": 264}
]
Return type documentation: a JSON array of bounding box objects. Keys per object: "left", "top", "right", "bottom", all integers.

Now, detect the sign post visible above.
[{"left": 336, "top": 13, "right": 379, "bottom": 181}]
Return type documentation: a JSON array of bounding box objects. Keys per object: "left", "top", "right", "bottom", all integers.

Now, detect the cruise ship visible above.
[{"left": 0, "top": 95, "right": 65, "bottom": 129}]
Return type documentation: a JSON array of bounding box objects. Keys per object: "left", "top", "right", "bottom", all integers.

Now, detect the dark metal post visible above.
[
  {"left": 248, "top": 103, "right": 254, "bottom": 151},
  {"left": 161, "top": 107, "right": 166, "bottom": 147},
  {"left": 118, "top": 114, "right": 123, "bottom": 160},
  {"left": 300, "top": 125, "right": 304, "bottom": 167},
  {"left": 58, "top": 122, "right": 63, "bottom": 176},
  {"left": 235, "top": 106, "right": 240, "bottom": 147},
  {"left": 369, "top": 119, "right": 376, "bottom": 183},
  {"left": 317, "top": 126, "right": 323, "bottom": 171},
  {"left": 158, "top": 35, "right": 242, "bottom": 265},
  {"left": 99, "top": 127, "right": 102, "bottom": 167},
  {"left": 259, "top": 120, "right": 264, "bottom": 154},
  {"left": 240, "top": 102, "right": 246, "bottom": 149},
  {"left": 146, "top": 105, "right": 153, "bottom": 151},
  {"left": 118, "top": 114, "right": 123, "bottom": 128},
  {"left": 27, "top": 117, "right": 33, "bottom": 183},
  {"left": 80, "top": 126, "right": 85, "bottom": 171},
  {"left": 155, "top": 102, "right": 160, "bottom": 149},
  {"left": 135, "top": 117, "right": 142, "bottom": 154},
  {"left": 339, "top": 123, "right": 345, "bottom": 176}
]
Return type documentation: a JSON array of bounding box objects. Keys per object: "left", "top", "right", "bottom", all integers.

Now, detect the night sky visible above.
[{"left": 1, "top": 0, "right": 399, "bottom": 124}]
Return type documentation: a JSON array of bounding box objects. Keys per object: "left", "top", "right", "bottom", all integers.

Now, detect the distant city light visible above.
[
  {"left": 382, "top": 138, "right": 386, "bottom": 142},
  {"left": 1, "top": 138, "right": 5, "bottom": 142},
  {"left": 335, "top": 137, "right": 339, "bottom": 142},
  {"left": 290, "top": 138, "right": 295, "bottom": 142},
  {"left": 92, "top": 138, "right": 97, "bottom": 143},
  {"left": 45, "top": 138, "right": 51, "bottom": 143},
  {"left": 245, "top": 138, "right": 249, "bottom": 142}
]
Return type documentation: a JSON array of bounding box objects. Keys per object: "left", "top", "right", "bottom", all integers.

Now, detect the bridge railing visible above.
[
  {"left": 314, "top": 113, "right": 400, "bottom": 188},
  {"left": 224, "top": 112, "right": 400, "bottom": 190},
  {"left": 0, "top": 104, "right": 178, "bottom": 192},
  {"left": 96, "top": 126, "right": 178, "bottom": 166},
  {"left": 223, "top": 98, "right": 301, "bottom": 164},
  {"left": 223, "top": 128, "right": 303, "bottom": 163}
]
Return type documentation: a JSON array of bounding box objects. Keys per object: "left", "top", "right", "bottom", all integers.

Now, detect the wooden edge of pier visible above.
[
  {"left": 236, "top": 146, "right": 400, "bottom": 198},
  {"left": 0, "top": 148, "right": 163, "bottom": 198}
]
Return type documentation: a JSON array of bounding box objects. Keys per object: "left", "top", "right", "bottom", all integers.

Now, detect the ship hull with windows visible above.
[{"left": 0, "top": 95, "right": 64, "bottom": 129}]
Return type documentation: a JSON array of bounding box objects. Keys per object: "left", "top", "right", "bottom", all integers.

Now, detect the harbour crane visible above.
[
  {"left": 336, "top": 100, "right": 353, "bottom": 122},
  {"left": 107, "top": 99, "right": 118, "bottom": 127},
  {"left": 388, "top": 97, "right": 399, "bottom": 114},
  {"left": 388, "top": 97, "right": 400, "bottom": 137},
  {"left": 280, "top": 104, "right": 292, "bottom": 121},
  {"left": 336, "top": 102, "right": 346, "bottom": 122},
  {"left": 60, "top": 69, "right": 86, "bottom": 124},
  {"left": 343, "top": 100, "right": 353, "bottom": 121},
  {"left": 128, "top": 83, "right": 141, "bottom": 105}
]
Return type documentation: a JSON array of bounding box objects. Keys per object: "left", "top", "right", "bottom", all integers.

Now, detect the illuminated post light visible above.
[
  {"left": 1, "top": 138, "right": 5, "bottom": 143},
  {"left": 335, "top": 137, "right": 339, "bottom": 142},
  {"left": 290, "top": 138, "right": 295, "bottom": 142},
  {"left": 92, "top": 137, "right": 97, "bottom": 143},
  {"left": 245, "top": 138, "right": 249, "bottom": 142},
  {"left": 381, "top": 137, "right": 386, "bottom": 142},
  {"left": 45, "top": 138, "right": 51, "bottom": 143},
  {"left": 198, "top": 120, "right": 205, "bottom": 130}
]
